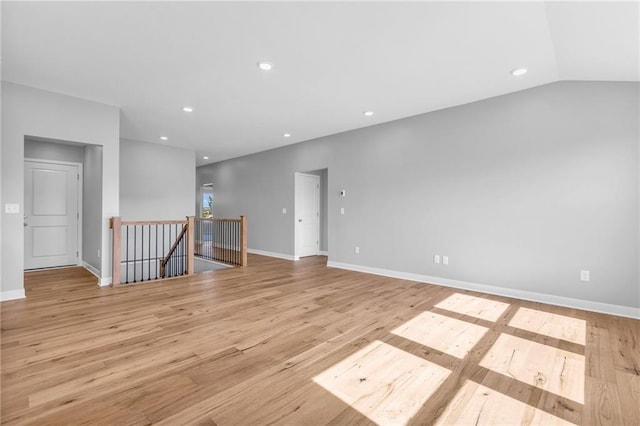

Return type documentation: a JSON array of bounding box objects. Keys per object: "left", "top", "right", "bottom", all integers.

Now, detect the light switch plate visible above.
[{"left": 5, "top": 204, "right": 20, "bottom": 214}]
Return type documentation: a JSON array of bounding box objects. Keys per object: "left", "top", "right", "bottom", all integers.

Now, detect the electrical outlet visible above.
[
  {"left": 354, "top": 246, "right": 359, "bottom": 254},
  {"left": 580, "top": 270, "right": 590, "bottom": 282},
  {"left": 443, "top": 256, "right": 449, "bottom": 265},
  {"left": 282, "top": 208, "right": 287, "bottom": 214},
  {"left": 434, "top": 254, "right": 441, "bottom": 264},
  {"left": 340, "top": 207, "right": 345, "bottom": 215}
]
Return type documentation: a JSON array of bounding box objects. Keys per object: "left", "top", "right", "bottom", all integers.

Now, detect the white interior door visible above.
[
  {"left": 24, "top": 161, "right": 79, "bottom": 269},
  {"left": 295, "top": 173, "right": 320, "bottom": 258}
]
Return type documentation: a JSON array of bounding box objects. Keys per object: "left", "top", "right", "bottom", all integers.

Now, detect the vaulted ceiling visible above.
[{"left": 2, "top": 1, "right": 638, "bottom": 165}]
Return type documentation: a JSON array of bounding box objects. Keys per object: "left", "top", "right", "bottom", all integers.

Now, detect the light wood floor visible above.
[{"left": 1, "top": 255, "right": 638, "bottom": 425}]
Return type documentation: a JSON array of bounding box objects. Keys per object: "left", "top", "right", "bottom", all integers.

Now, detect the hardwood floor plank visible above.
[
  {"left": 583, "top": 376, "right": 624, "bottom": 426},
  {"left": 1, "top": 255, "right": 638, "bottom": 425}
]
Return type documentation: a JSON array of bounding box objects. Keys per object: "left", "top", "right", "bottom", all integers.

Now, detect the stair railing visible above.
[
  {"left": 110, "top": 216, "right": 195, "bottom": 286},
  {"left": 194, "top": 216, "right": 247, "bottom": 267}
]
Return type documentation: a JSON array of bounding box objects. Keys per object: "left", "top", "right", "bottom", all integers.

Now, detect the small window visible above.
[{"left": 201, "top": 184, "right": 214, "bottom": 218}]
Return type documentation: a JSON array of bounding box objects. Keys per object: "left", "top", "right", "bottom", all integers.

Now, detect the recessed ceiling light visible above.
[
  {"left": 203, "top": 156, "right": 209, "bottom": 160},
  {"left": 363, "top": 111, "right": 374, "bottom": 117},
  {"left": 511, "top": 68, "right": 528, "bottom": 77},
  {"left": 257, "top": 61, "right": 273, "bottom": 71},
  {"left": 283, "top": 133, "right": 291, "bottom": 138},
  {"left": 182, "top": 106, "right": 193, "bottom": 112},
  {"left": 160, "top": 136, "right": 168, "bottom": 141}
]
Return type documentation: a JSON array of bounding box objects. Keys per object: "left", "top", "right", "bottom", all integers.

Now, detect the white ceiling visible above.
[{"left": 2, "top": 1, "right": 638, "bottom": 165}]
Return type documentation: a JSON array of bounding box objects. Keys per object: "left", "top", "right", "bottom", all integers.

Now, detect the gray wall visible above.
[
  {"left": 1, "top": 82, "right": 120, "bottom": 295},
  {"left": 83, "top": 145, "right": 103, "bottom": 271},
  {"left": 24, "top": 138, "right": 85, "bottom": 163},
  {"left": 120, "top": 139, "right": 196, "bottom": 220},
  {"left": 197, "top": 81, "right": 639, "bottom": 309}
]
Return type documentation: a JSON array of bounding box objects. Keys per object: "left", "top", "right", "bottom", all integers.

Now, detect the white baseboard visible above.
[
  {"left": 248, "top": 248, "right": 299, "bottom": 261},
  {"left": 1, "top": 289, "right": 26, "bottom": 302},
  {"left": 194, "top": 257, "right": 233, "bottom": 268},
  {"left": 82, "top": 262, "right": 111, "bottom": 286},
  {"left": 327, "top": 261, "right": 640, "bottom": 320},
  {"left": 82, "top": 261, "right": 100, "bottom": 278},
  {"left": 98, "top": 277, "right": 112, "bottom": 287}
]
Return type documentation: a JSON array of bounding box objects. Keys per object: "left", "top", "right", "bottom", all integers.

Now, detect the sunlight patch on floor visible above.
[
  {"left": 436, "top": 380, "right": 577, "bottom": 425},
  {"left": 391, "top": 311, "right": 488, "bottom": 358},
  {"left": 509, "top": 307, "right": 586, "bottom": 345},
  {"left": 480, "top": 333, "right": 585, "bottom": 403},
  {"left": 313, "top": 340, "right": 450, "bottom": 426},
  {"left": 435, "top": 293, "right": 510, "bottom": 322}
]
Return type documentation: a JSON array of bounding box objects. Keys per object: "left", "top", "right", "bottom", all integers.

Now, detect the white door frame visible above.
[
  {"left": 294, "top": 172, "right": 320, "bottom": 259},
  {"left": 24, "top": 158, "right": 83, "bottom": 269}
]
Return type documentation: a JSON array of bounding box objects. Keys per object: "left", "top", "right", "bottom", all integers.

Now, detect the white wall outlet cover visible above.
[
  {"left": 434, "top": 255, "right": 441, "bottom": 264},
  {"left": 354, "top": 246, "right": 359, "bottom": 254},
  {"left": 4, "top": 204, "right": 20, "bottom": 214},
  {"left": 443, "top": 256, "right": 449, "bottom": 265},
  {"left": 340, "top": 207, "right": 345, "bottom": 215},
  {"left": 580, "top": 270, "right": 590, "bottom": 281},
  {"left": 282, "top": 208, "right": 287, "bottom": 214}
]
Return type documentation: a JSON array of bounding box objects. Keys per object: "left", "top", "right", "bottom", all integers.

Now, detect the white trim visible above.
[
  {"left": 248, "top": 248, "right": 299, "bottom": 261},
  {"left": 327, "top": 261, "right": 640, "bottom": 320},
  {"left": 1, "top": 289, "right": 26, "bottom": 301},
  {"left": 194, "top": 256, "right": 234, "bottom": 269},
  {"left": 319, "top": 250, "right": 329, "bottom": 256},
  {"left": 83, "top": 263, "right": 111, "bottom": 286},
  {"left": 82, "top": 261, "right": 101, "bottom": 278},
  {"left": 24, "top": 157, "right": 81, "bottom": 167}
]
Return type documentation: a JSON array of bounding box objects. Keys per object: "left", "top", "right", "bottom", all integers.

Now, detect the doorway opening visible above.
[
  {"left": 23, "top": 136, "right": 103, "bottom": 276},
  {"left": 294, "top": 169, "right": 328, "bottom": 259}
]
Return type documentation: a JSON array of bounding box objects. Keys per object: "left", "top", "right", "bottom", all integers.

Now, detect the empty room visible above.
[{"left": 1, "top": 1, "right": 638, "bottom": 425}]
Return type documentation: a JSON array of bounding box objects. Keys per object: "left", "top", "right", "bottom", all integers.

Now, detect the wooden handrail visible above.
[
  {"left": 159, "top": 223, "right": 189, "bottom": 278},
  {"left": 116, "top": 219, "right": 188, "bottom": 226},
  {"left": 195, "top": 218, "right": 242, "bottom": 222}
]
